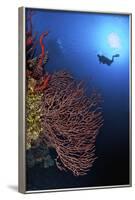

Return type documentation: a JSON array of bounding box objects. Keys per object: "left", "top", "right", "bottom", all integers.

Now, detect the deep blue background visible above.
[{"left": 26, "top": 8, "right": 130, "bottom": 191}]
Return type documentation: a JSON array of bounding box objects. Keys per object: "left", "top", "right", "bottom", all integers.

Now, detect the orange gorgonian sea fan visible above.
[{"left": 42, "top": 71, "right": 103, "bottom": 176}]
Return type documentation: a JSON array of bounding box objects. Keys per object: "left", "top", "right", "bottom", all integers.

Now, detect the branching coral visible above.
[
  {"left": 31, "top": 32, "right": 49, "bottom": 81},
  {"left": 42, "top": 71, "right": 103, "bottom": 176},
  {"left": 26, "top": 10, "right": 51, "bottom": 93}
]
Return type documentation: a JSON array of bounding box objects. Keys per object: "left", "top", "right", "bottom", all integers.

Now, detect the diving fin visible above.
[{"left": 113, "top": 54, "right": 120, "bottom": 57}]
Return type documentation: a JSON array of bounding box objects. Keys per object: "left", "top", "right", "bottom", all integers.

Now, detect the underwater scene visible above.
[{"left": 25, "top": 8, "right": 130, "bottom": 191}]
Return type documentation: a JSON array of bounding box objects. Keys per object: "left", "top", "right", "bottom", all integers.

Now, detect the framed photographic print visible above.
[{"left": 19, "top": 7, "right": 132, "bottom": 193}]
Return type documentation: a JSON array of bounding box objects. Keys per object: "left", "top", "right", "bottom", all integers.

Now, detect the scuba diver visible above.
[{"left": 97, "top": 54, "right": 120, "bottom": 66}]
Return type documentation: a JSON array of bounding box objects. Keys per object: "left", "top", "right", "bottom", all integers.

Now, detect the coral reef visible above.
[
  {"left": 25, "top": 10, "right": 51, "bottom": 150},
  {"left": 26, "top": 10, "right": 51, "bottom": 92},
  {"left": 25, "top": 11, "right": 103, "bottom": 175},
  {"left": 26, "top": 78, "right": 44, "bottom": 149},
  {"left": 42, "top": 71, "right": 103, "bottom": 176}
]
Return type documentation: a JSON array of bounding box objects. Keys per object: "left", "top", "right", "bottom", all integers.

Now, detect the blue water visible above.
[{"left": 26, "top": 8, "right": 130, "bottom": 191}]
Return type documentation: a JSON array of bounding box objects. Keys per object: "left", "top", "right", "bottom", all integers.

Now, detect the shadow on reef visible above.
[{"left": 26, "top": 139, "right": 55, "bottom": 169}]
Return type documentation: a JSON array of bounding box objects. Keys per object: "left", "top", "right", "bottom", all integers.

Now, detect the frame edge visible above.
[{"left": 18, "top": 6, "right": 26, "bottom": 194}]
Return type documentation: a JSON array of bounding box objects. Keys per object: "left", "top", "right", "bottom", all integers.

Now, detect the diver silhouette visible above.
[{"left": 97, "top": 54, "right": 120, "bottom": 66}]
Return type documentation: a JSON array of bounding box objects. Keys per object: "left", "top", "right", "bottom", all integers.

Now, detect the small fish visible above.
[
  {"left": 97, "top": 54, "right": 120, "bottom": 66},
  {"left": 56, "top": 38, "right": 64, "bottom": 50}
]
